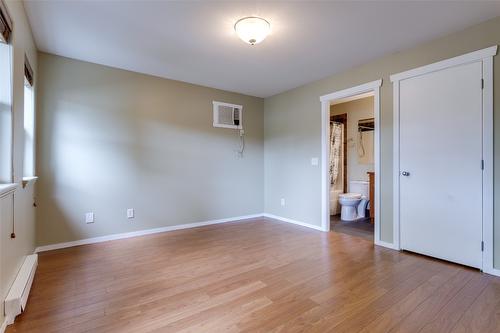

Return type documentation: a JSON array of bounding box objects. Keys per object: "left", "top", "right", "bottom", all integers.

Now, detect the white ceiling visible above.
[{"left": 23, "top": 1, "right": 500, "bottom": 98}]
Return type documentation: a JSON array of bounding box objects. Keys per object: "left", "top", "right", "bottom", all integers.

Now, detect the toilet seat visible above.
[{"left": 339, "top": 193, "right": 362, "bottom": 200}]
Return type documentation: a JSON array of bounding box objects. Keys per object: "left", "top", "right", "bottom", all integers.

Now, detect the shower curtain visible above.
[{"left": 330, "top": 122, "right": 342, "bottom": 185}]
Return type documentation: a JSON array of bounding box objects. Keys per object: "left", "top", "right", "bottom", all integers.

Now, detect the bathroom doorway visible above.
[
  {"left": 320, "top": 80, "right": 384, "bottom": 246},
  {"left": 330, "top": 96, "right": 374, "bottom": 240}
]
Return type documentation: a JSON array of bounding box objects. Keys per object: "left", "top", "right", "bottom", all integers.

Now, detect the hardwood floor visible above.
[
  {"left": 7, "top": 217, "right": 500, "bottom": 332},
  {"left": 330, "top": 215, "right": 374, "bottom": 241}
]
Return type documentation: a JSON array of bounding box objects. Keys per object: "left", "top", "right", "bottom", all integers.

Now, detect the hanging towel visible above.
[{"left": 330, "top": 122, "right": 342, "bottom": 185}]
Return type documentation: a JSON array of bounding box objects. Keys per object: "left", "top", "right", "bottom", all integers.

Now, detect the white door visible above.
[{"left": 399, "top": 61, "right": 483, "bottom": 269}]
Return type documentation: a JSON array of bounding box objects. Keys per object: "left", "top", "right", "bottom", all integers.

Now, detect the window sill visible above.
[
  {"left": 0, "top": 183, "right": 18, "bottom": 198},
  {"left": 22, "top": 176, "right": 38, "bottom": 189}
]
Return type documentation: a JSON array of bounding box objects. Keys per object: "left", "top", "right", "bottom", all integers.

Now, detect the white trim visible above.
[
  {"left": 481, "top": 55, "right": 494, "bottom": 274},
  {"left": 390, "top": 46, "right": 497, "bottom": 82},
  {"left": 0, "top": 183, "right": 17, "bottom": 198},
  {"left": 211, "top": 123, "right": 243, "bottom": 130},
  {"left": 330, "top": 91, "right": 374, "bottom": 106},
  {"left": 391, "top": 46, "right": 496, "bottom": 274},
  {"left": 321, "top": 99, "right": 330, "bottom": 232},
  {"left": 320, "top": 80, "right": 386, "bottom": 246},
  {"left": 483, "top": 267, "right": 500, "bottom": 277},
  {"left": 374, "top": 239, "right": 400, "bottom": 251},
  {"left": 373, "top": 83, "right": 382, "bottom": 248},
  {"left": 320, "top": 79, "right": 382, "bottom": 102},
  {"left": 262, "top": 213, "right": 324, "bottom": 231},
  {"left": 392, "top": 80, "right": 401, "bottom": 250},
  {"left": 5, "top": 255, "right": 38, "bottom": 325},
  {"left": 35, "top": 214, "right": 263, "bottom": 252},
  {"left": 0, "top": 317, "right": 9, "bottom": 333},
  {"left": 34, "top": 214, "right": 328, "bottom": 253},
  {"left": 22, "top": 176, "right": 38, "bottom": 188}
]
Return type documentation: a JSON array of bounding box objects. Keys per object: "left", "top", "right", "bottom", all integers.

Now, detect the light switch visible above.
[
  {"left": 280, "top": 198, "right": 286, "bottom": 206},
  {"left": 311, "top": 157, "right": 319, "bottom": 166},
  {"left": 127, "top": 208, "right": 134, "bottom": 219},
  {"left": 85, "top": 212, "right": 94, "bottom": 224}
]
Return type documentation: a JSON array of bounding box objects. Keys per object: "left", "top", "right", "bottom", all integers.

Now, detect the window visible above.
[
  {"left": 23, "top": 57, "right": 35, "bottom": 178},
  {"left": 0, "top": 42, "right": 11, "bottom": 183},
  {"left": 0, "top": 0, "right": 12, "bottom": 183}
]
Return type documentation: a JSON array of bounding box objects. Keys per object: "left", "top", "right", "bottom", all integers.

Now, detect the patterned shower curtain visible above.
[{"left": 330, "top": 122, "right": 342, "bottom": 185}]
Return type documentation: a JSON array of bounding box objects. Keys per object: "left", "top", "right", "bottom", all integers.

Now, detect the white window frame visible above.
[{"left": 23, "top": 77, "right": 35, "bottom": 179}]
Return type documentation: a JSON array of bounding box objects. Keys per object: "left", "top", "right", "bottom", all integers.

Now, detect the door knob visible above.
[{"left": 401, "top": 171, "right": 410, "bottom": 176}]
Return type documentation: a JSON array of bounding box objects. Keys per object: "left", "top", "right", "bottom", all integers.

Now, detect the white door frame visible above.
[
  {"left": 390, "top": 45, "right": 497, "bottom": 275},
  {"left": 319, "top": 80, "right": 384, "bottom": 246}
]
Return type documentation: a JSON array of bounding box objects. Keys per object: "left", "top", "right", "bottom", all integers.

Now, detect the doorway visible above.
[
  {"left": 330, "top": 96, "right": 374, "bottom": 240},
  {"left": 391, "top": 46, "right": 496, "bottom": 273},
  {"left": 320, "top": 80, "right": 383, "bottom": 245}
]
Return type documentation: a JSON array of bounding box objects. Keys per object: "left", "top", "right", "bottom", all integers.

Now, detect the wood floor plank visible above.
[
  {"left": 304, "top": 260, "right": 439, "bottom": 333},
  {"left": 6, "top": 218, "right": 500, "bottom": 333},
  {"left": 358, "top": 266, "right": 459, "bottom": 333},
  {"left": 388, "top": 269, "right": 475, "bottom": 333},
  {"left": 419, "top": 273, "right": 491, "bottom": 333},
  {"left": 450, "top": 279, "right": 500, "bottom": 333}
]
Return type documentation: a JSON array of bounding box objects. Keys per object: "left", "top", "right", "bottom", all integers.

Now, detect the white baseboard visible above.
[
  {"left": 1, "top": 315, "right": 13, "bottom": 333},
  {"left": 263, "top": 213, "right": 325, "bottom": 231},
  {"left": 483, "top": 267, "right": 500, "bottom": 277},
  {"left": 0, "top": 317, "right": 8, "bottom": 333},
  {"left": 35, "top": 214, "right": 264, "bottom": 253},
  {"left": 375, "top": 239, "right": 400, "bottom": 251},
  {"left": 375, "top": 241, "right": 500, "bottom": 278},
  {"left": 5, "top": 254, "right": 38, "bottom": 325},
  {"left": 5, "top": 315, "right": 14, "bottom": 326}
]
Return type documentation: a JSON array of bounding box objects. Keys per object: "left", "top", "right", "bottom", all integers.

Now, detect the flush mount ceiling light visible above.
[{"left": 234, "top": 16, "right": 270, "bottom": 45}]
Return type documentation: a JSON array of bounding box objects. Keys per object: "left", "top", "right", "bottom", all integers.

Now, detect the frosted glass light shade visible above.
[{"left": 234, "top": 16, "right": 270, "bottom": 45}]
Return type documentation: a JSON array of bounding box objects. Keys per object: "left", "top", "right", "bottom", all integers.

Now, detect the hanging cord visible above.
[
  {"left": 237, "top": 129, "right": 245, "bottom": 158},
  {"left": 11, "top": 192, "right": 15, "bottom": 238},
  {"left": 357, "top": 130, "right": 365, "bottom": 157}
]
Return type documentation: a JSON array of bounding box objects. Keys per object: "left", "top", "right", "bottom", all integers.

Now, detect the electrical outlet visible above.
[
  {"left": 85, "top": 212, "right": 94, "bottom": 224},
  {"left": 127, "top": 208, "right": 134, "bottom": 219},
  {"left": 280, "top": 198, "right": 286, "bottom": 206},
  {"left": 311, "top": 157, "right": 319, "bottom": 166}
]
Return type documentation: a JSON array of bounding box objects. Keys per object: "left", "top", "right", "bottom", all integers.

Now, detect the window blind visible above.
[
  {"left": 0, "top": 0, "right": 12, "bottom": 44},
  {"left": 25, "top": 55, "right": 33, "bottom": 86}
]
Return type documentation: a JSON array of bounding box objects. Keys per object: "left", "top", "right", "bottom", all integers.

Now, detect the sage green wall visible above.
[
  {"left": 36, "top": 53, "right": 264, "bottom": 246},
  {"left": 264, "top": 16, "right": 500, "bottom": 267}
]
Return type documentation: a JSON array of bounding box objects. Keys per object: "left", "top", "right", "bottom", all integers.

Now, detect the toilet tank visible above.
[{"left": 349, "top": 180, "right": 369, "bottom": 200}]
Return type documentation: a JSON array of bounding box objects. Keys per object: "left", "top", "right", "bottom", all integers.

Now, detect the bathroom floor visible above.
[{"left": 330, "top": 214, "right": 373, "bottom": 241}]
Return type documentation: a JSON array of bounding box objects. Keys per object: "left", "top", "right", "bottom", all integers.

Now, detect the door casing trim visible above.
[{"left": 319, "top": 79, "right": 383, "bottom": 247}]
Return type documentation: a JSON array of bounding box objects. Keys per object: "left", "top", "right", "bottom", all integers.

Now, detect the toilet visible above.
[{"left": 338, "top": 180, "right": 370, "bottom": 221}]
